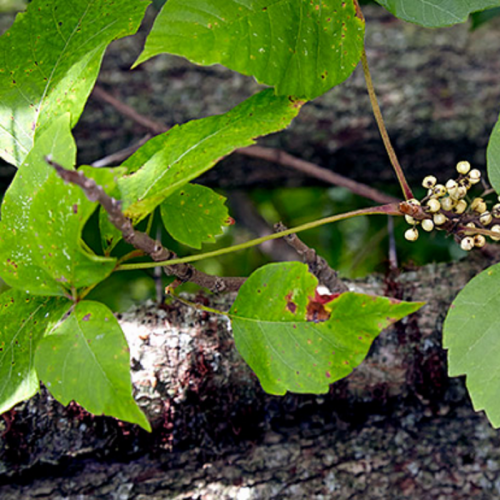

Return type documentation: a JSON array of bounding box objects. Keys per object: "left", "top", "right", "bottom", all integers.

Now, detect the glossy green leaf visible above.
[
  {"left": 230, "top": 262, "right": 423, "bottom": 395},
  {"left": 0, "top": 115, "right": 116, "bottom": 296},
  {"left": 135, "top": 0, "right": 365, "bottom": 100},
  {"left": 118, "top": 89, "right": 303, "bottom": 223},
  {"left": 35, "top": 300, "right": 151, "bottom": 431},
  {"left": 0, "top": 0, "right": 149, "bottom": 167},
  {"left": 487, "top": 115, "right": 500, "bottom": 194},
  {"left": 160, "top": 184, "right": 231, "bottom": 249},
  {"left": 375, "top": 0, "right": 500, "bottom": 27},
  {"left": 0, "top": 290, "right": 70, "bottom": 414},
  {"left": 443, "top": 263, "right": 500, "bottom": 428},
  {"left": 471, "top": 7, "right": 500, "bottom": 29}
]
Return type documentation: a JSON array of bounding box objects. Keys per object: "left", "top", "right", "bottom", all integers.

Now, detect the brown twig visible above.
[
  {"left": 45, "top": 157, "right": 245, "bottom": 293},
  {"left": 91, "top": 134, "right": 152, "bottom": 168},
  {"left": 91, "top": 85, "right": 398, "bottom": 204},
  {"left": 92, "top": 86, "right": 168, "bottom": 135},
  {"left": 238, "top": 145, "right": 398, "bottom": 205},
  {"left": 274, "top": 222, "right": 349, "bottom": 294}
]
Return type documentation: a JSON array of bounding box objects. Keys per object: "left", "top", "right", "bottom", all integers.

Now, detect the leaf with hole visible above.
[
  {"left": 375, "top": 0, "right": 500, "bottom": 27},
  {"left": 229, "top": 262, "right": 423, "bottom": 395},
  {"left": 118, "top": 89, "right": 303, "bottom": 224},
  {"left": 35, "top": 300, "right": 151, "bottom": 431},
  {"left": 135, "top": 0, "right": 365, "bottom": 100},
  {"left": 0, "top": 290, "right": 71, "bottom": 414},
  {"left": 443, "top": 263, "right": 500, "bottom": 428},
  {"left": 160, "top": 184, "right": 231, "bottom": 249},
  {"left": 0, "top": 0, "right": 149, "bottom": 167},
  {"left": 0, "top": 115, "right": 116, "bottom": 296}
]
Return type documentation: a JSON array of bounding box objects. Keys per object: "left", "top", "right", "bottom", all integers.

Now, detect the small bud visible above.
[
  {"left": 405, "top": 228, "right": 419, "bottom": 242},
  {"left": 480, "top": 211, "right": 493, "bottom": 225},
  {"left": 405, "top": 215, "right": 417, "bottom": 225},
  {"left": 459, "top": 177, "right": 472, "bottom": 190},
  {"left": 422, "top": 175, "right": 437, "bottom": 189},
  {"left": 464, "top": 222, "right": 476, "bottom": 236},
  {"left": 426, "top": 199, "right": 441, "bottom": 213},
  {"left": 433, "top": 184, "right": 447, "bottom": 198},
  {"left": 468, "top": 169, "right": 481, "bottom": 184},
  {"left": 440, "top": 197, "right": 455, "bottom": 211},
  {"left": 456, "top": 161, "right": 471, "bottom": 175},
  {"left": 433, "top": 213, "right": 447, "bottom": 226},
  {"left": 492, "top": 204, "right": 500, "bottom": 218},
  {"left": 474, "top": 235, "right": 486, "bottom": 248},
  {"left": 471, "top": 198, "right": 487, "bottom": 214},
  {"left": 421, "top": 219, "right": 434, "bottom": 232},
  {"left": 491, "top": 225, "right": 500, "bottom": 241},
  {"left": 454, "top": 199, "right": 467, "bottom": 214},
  {"left": 460, "top": 237, "right": 475, "bottom": 251}
]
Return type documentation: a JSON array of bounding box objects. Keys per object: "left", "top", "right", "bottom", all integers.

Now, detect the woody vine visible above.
[{"left": 1, "top": 0, "right": 500, "bottom": 431}]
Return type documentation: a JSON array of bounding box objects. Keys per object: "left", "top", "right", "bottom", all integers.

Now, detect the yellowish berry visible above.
[
  {"left": 405, "top": 215, "right": 417, "bottom": 225},
  {"left": 433, "top": 213, "right": 447, "bottom": 226},
  {"left": 405, "top": 228, "right": 419, "bottom": 242},
  {"left": 407, "top": 198, "right": 421, "bottom": 206},
  {"left": 474, "top": 235, "right": 486, "bottom": 248},
  {"left": 433, "top": 184, "right": 447, "bottom": 197},
  {"left": 421, "top": 219, "right": 434, "bottom": 232},
  {"left": 456, "top": 161, "right": 471, "bottom": 175},
  {"left": 460, "top": 237, "right": 475, "bottom": 251},
  {"left": 471, "top": 198, "right": 487, "bottom": 214},
  {"left": 422, "top": 175, "right": 437, "bottom": 189},
  {"left": 445, "top": 179, "right": 458, "bottom": 191},
  {"left": 454, "top": 199, "right": 467, "bottom": 214},
  {"left": 480, "top": 212, "right": 493, "bottom": 225},
  {"left": 492, "top": 204, "right": 500, "bottom": 218},
  {"left": 464, "top": 222, "right": 476, "bottom": 236},
  {"left": 468, "top": 169, "right": 481, "bottom": 184},
  {"left": 426, "top": 199, "right": 441, "bottom": 213},
  {"left": 440, "top": 197, "right": 455, "bottom": 211},
  {"left": 491, "top": 225, "right": 500, "bottom": 241}
]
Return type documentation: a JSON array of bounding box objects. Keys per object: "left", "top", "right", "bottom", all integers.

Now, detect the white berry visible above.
[
  {"left": 491, "top": 225, "right": 500, "bottom": 241},
  {"left": 421, "top": 219, "right": 434, "bottom": 232},
  {"left": 405, "top": 228, "right": 419, "bottom": 241},
  {"left": 422, "top": 175, "right": 437, "bottom": 189},
  {"left": 468, "top": 169, "right": 481, "bottom": 184},
  {"left": 474, "top": 235, "right": 486, "bottom": 248},
  {"left": 480, "top": 212, "right": 492, "bottom": 225},
  {"left": 454, "top": 200, "right": 467, "bottom": 214},
  {"left": 456, "top": 161, "right": 471, "bottom": 175},
  {"left": 460, "top": 237, "right": 474, "bottom": 251},
  {"left": 433, "top": 213, "right": 447, "bottom": 226},
  {"left": 426, "top": 199, "right": 441, "bottom": 213}
]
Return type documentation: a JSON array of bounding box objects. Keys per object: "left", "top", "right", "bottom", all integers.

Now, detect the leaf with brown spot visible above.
[{"left": 230, "top": 262, "right": 424, "bottom": 395}]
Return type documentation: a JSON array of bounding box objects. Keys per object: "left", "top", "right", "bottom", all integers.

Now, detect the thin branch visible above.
[
  {"left": 92, "top": 86, "right": 168, "bottom": 135},
  {"left": 118, "top": 203, "right": 404, "bottom": 271},
  {"left": 237, "top": 146, "right": 399, "bottom": 205},
  {"left": 91, "top": 84, "right": 398, "bottom": 204},
  {"left": 91, "top": 134, "right": 152, "bottom": 168},
  {"left": 274, "top": 222, "right": 349, "bottom": 293},
  {"left": 361, "top": 49, "right": 414, "bottom": 201},
  {"left": 46, "top": 157, "right": 245, "bottom": 293}
]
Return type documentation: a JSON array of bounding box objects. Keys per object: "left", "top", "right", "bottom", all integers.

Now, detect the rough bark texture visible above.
[{"left": 2, "top": 252, "right": 500, "bottom": 499}]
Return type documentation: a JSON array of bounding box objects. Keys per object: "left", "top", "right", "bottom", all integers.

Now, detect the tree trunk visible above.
[{"left": 2, "top": 252, "right": 500, "bottom": 499}]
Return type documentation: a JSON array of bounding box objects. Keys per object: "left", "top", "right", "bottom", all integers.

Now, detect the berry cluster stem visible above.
[{"left": 361, "top": 49, "right": 414, "bottom": 201}]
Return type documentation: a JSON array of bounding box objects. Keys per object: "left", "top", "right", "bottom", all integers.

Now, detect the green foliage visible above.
[
  {"left": 0, "top": 0, "right": 149, "bottom": 167},
  {"left": 375, "top": 0, "right": 500, "bottom": 27},
  {"left": 0, "top": 115, "right": 116, "bottom": 296},
  {"left": 487, "top": 116, "right": 500, "bottom": 194},
  {"left": 230, "top": 262, "right": 423, "bottom": 395},
  {"left": 0, "top": 290, "right": 70, "bottom": 413},
  {"left": 160, "top": 184, "right": 231, "bottom": 249},
  {"left": 118, "top": 89, "right": 303, "bottom": 223},
  {"left": 35, "top": 300, "right": 150, "bottom": 430},
  {"left": 135, "top": 0, "right": 365, "bottom": 100},
  {"left": 443, "top": 263, "right": 500, "bottom": 428},
  {"left": 470, "top": 7, "right": 500, "bottom": 28}
]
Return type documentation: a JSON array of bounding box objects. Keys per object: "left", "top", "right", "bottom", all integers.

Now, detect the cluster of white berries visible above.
[{"left": 404, "top": 161, "right": 500, "bottom": 251}]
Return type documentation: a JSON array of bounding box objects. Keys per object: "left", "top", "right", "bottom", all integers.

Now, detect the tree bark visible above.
[{"left": 2, "top": 252, "right": 500, "bottom": 499}]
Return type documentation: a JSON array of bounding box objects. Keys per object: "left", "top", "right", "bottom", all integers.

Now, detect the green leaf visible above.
[
  {"left": 0, "top": 0, "right": 149, "bottom": 167},
  {"left": 118, "top": 89, "right": 303, "bottom": 223},
  {"left": 487, "top": 115, "right": 500, "bottom": 194},
  {"left": 135, "top": 0, "right": 365, "bottom": 100},
  {"left": 229, "top": 262, "right": 423, "bottom": 395},
  {"left": 443, "top": 263, "right": 500, "bottom": 428},
  {"left": 0, "top": 115, "right": 116, "bottom": 296},
  {"left": 0, "top": 290, "right": 71, "bottom": 414},
  {"left": 160, "top": 184, "right": 231, "bottom": 249},
  {"left": 375, "top": 0, "right": 500, "bottom": 27},
  {"left": 35, "top": 300, "right": 151, "bottom": 431}
]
